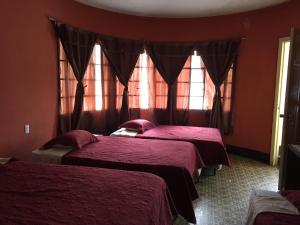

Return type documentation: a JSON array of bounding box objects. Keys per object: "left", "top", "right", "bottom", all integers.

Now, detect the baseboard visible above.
[{"left": 226, "top": 145, "right": 270, "bottom": 164}]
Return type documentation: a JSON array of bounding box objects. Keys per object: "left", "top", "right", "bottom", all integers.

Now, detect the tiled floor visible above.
[{"left": 187, "top": 154, "right": 279, "bottom": 225}]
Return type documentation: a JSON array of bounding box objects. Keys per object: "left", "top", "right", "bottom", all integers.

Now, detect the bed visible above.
[
  {"left": 111, "top": 119, "right": 231, "bottom": 167},
  {"left": 0, "top": 159, "right": 176, "bottom": 225},
  {"left": 33, "top": 130, "right": 203, "bottom": 224},
  {"left": 246, "top": 190, "right": 300, "bottom": 225}
]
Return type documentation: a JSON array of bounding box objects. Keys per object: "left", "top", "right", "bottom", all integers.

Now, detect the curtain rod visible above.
[{"left": 48, "top": 16, "right": 247, "bottom": 41}]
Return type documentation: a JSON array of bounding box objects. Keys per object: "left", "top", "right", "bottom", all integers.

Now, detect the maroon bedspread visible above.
[
  {"left": 0, "top": 161, "right": 175, "bottom": 225},
  {"left": 62, "top": 136, "right": 202, "bottom": 223},
  {"left": 254, "top": 190, "right": 300, "bottom": 225},
  {"left": 136, "top": 125, "right": 231, "bottom": 166}
]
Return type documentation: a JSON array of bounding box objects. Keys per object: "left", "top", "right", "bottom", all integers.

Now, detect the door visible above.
[
  {"left": 270, "top": 38, "right": 290, "bottom": 166},
  {"left": 279, "top": 28, "right": 300, "bottom": 190}
]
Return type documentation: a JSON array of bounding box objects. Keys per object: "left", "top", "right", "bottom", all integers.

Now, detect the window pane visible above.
[
  {"left": 156, "top": 83, "right": 168, "bottom": 96},
  {"left": 225, "top": 83, "right": 232, "bottom": 98},
  {"left": 177, "top": 69, "right": 190, "bottom": 82},
  {"left": 83, "top": 96, "right": 95, "bottom": 111},
  {"left": 189, "top": 96, "right": 203, "bottom": 110},
  {"left": 60, "top": 62, "right": 66, "bottom": 79},
  {"left": 140, "top": 65, "right": 149, "bottom": 109},
  {"left": 140, "top": 52, "right": 147, "bottom": 68},
  {"left": 94, "top": 44, "right": 101, "bottom": 64},
  {"left": 60, "top": 79, "right": 77, "bottom": 97},
  {"left": 116, "top": 95, "right": 123, "bottom": 109},
  {"left": 190, "top": 69, "right": 204, "bottom": 83},
  {"left": 176, "top": 96, "right": 190, "bottom": 109},
  {"left": 95, "top": 77, "right": 102, "bottom": 111},
  {"left": 191, "top": 54, "right": 201, "bottom": 69},
  {"left": 126, "top": 53, "right": 149, "bottom": 109},
  {"left": 60, "top": 97, "right": 75, "bottom": 114},
  {"left": 130, "top": 68, "right": 140, "bottom": 81},
  {"left": 220, "top": 84, "right": 224, "bottom": 97},
  {"left": 155, "top": 72, "right": 165, "bottom": 82},
  {"left": 223, "top": 98, "right": 231, "bottom": 112},
  {"left": 227, "top": 68, "right": 233, "bottom": 82},
  {"left": 177, "top": 82, "right": 190, "bottom": 97},
  {"left": 155, "top": 96, "right": 167, "bottom": 109},
  {"left": 94, "top": 64, "right": 101, "bottom": 82},
  {"left": 116, "top": 80, "right": 123, "bottom": 109},
  {"left": 129, "top": 81, "right": 140, "bottom": 96},
  {"left": 60, "top": 61, "right": 76, "bottom": 80},
  {"left": 129, "top": 96, "right": 139, "bottom": 108},
  {"left": 59, "top": 42, "right": 66, "bottom": 61},
  {"left": 190, "top": 83, "right": 204, "bottom": 97}
]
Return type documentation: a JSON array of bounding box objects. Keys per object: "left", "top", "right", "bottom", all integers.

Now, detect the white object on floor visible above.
[
  {"left": 110, "top": 128, "right": 138, "bottom": 137},
  {"left": 32, "top": 148, "right": 72, "bottom": 164},
  {"left": 0, "top": 158, "right": 12, "bottom": 164},
  {"left": 245, "top": 189, "right": 300, "bottom": 225}
]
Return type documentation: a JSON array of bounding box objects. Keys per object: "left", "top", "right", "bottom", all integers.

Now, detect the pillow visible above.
[
  {"left": 42, "top": 130, "right": 99, "bottom": 150},
  {"left": 119, "top": 119, "right": 156, "bottom": 133},
  {"left": 0, "top": 158, "right": 12, "bottom": 165}
]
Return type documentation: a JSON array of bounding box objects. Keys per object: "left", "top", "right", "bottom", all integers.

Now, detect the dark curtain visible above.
[
  {"left": 77, "top": 50, "right": 120, "bottom": 135},
  {"left": 100, "top": 35, "right": 144, "bottom": 123},
  {"left": 174, "top": 56, "right": 192, "bottom": 125},
  {"left": 198, "top": 40, "right": 240, "bottom": 133},
  {"left": 145, "top": 42, "right": 194, "bottom": 124},
  {"left": 101, "top": 52, "right": 121, "bottom": 134},
  {"left": 54, "top": 22, "right": 97, "bottom": 132}
]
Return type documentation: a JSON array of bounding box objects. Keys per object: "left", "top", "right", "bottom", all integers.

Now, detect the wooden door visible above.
[{"left": 279, "top": 28, "right": 300, "bottom": 189}]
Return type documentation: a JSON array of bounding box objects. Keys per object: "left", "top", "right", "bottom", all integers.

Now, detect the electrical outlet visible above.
[{"left": 24, "top": 124, "right": 30, "bottom": 134}]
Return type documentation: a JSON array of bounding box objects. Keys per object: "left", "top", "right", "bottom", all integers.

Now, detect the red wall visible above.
[{"left": 0, "top": 0, "right": 299, "bottom": 159}]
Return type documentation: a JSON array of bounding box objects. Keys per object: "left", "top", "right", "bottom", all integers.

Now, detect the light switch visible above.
[{"left": 24, "top": 124, "right": 30, "bottom": 134}]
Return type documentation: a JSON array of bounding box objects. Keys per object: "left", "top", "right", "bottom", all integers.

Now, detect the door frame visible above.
[{"left": 270, "top": 37, "right": 290, "bottom": 166}]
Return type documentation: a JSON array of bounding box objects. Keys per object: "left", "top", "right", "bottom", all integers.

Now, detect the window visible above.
[
  {"left": 116, "top": 52, "right": 150, "bottom": 109},
  {"left": 176, "top": 51, "right": 233, "bottom": 110},
  {"left": 140, "top": 53, "right": 149, "bottom": 109},
  {"left": 93, "top": 45, "right": 102, "bottom": 111},
  {"left": 60, "top": 44, "right": 233, "bottom": 114},
  {"left": 176, "top": 51, "right": 207, "bottom": 110},
  {"left": 189, "top": 52, "right": 206, "bottom": 109},
  {"left": 83, "top": 44, "right": 102, "bottom": 111},
  {"left": 220, "top": 66, "right": 233, "bottom": 112},
  {"left": 59, "top": 42, "right": 102, "bottom": 114},
  {"left": 154, "top": 68, "right": 168, "bottom": 109}
]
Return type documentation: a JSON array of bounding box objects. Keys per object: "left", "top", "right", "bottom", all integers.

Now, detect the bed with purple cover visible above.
[
  {"left": 251, "top": 190, "right": 300, "bottom": 225},
  {"left": 38, "top": 131, "right": 202, "bottom": 223},
  {"left": 113, "top": 119, "right": 231, "bottom": 167},
  {"left": 34, "top": 130, "right": 203, "bottom": 223},
  {"left": 0, "top": 160, "right": 175, "bottom": 225}
]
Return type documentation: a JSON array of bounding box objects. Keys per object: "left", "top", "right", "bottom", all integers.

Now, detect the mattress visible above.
[
  {"left": 34, "top": 136, "right": 202, "bottom": 223},
  {"left": 112, "top": 125, "right": 231, "bottom": 166},
  {"left": 0, "top": 160, "right": 175, "bottom": 225}
]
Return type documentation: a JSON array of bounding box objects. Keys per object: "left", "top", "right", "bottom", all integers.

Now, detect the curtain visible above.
[
  {"left": 175, "top": 56, "right": 192, "bottom": 124},
  {"left": 100, "top": 35, "right": 144, "bottom": 123},
  {"left": 58, "top": 41, "right": 75, "bottom": 133},
  {"left": 125, "top": 54, "right": 150, "bottom": 120},
  {"left": 77, "top": 49, "right": 120, "bottom": 135},
  {"left": 198, "top": 40, "right": 240, "bottom": 133},
  {"left": 54, "top": 22, "right": 97, "bottom": 132},
  {"left": 145, "top": 42, "right": 194, "bottom": 124},
  {"left": 221, "top": 66, "right": 235, "bottom": 134},
  {"left": 126, "top": 54, "right": 162, "bottom": 123},
  {"left": 98, "top": 52, "right": 120, "bottom": 134},
  {"left": 115, "top": 54, "right": 163, "bottom": 124},
  {"left": 77, "top": 44, "right": 99, "bottom": 133}
]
